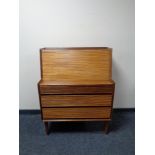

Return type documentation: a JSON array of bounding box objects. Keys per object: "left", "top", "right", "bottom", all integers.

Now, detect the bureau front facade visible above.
[{"left": 38, "top": 47, "right": 115, "bottom": 134}]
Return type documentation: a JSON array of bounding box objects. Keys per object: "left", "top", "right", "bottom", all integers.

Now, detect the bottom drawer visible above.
[{"left": 42, "top": 107, "right": 111, "bottom": 119}]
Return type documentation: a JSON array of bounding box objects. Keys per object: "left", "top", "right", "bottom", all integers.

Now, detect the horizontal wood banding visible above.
[
  {"left": 41, "top": 49, "right": 112, "bottom": 82},
  {"left": 42, "top": 107, "right": 111, "bottom": 119},
  {"left": 41, "top": 95, "right": 112, "bottom": 107},
  {"left": 39, "top": 85, "right": 114, "bottom": 94},
  {"left": 43, "top": 118, "right": 111, "bottom": 122},
  {"left": 41, "top": 47, "right": 111, "bottom": 50}
]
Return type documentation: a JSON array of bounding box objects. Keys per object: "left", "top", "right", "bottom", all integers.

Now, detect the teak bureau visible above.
[{"left": 38, "top": 47, "right": 115, "bottom": 134}]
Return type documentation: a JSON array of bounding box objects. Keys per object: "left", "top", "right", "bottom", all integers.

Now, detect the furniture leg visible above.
[
  {"left": 104, "top": 121, "right": 109, "bottom": 134},
  {"left": 44, "top": 122, "right": 49, "bottom": 135}
]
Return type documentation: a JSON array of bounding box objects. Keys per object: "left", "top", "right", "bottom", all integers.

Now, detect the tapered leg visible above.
[
  {"left": 44, "top": 122, "right": 49, "bottom": 135},
  {"left": 104, "top": 121, "right": 109, "bottom": 134}
]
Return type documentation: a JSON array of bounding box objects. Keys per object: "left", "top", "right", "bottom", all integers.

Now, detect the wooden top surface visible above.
[{"left": 40, "top": 47, "right": 112, "bottom": 85}]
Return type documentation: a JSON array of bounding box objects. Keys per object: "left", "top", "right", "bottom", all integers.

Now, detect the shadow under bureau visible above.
[{"left": 38, "top": 47, "right": 115, "bottom": 134}]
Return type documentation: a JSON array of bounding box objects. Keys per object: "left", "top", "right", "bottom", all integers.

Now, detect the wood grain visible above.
[
  {"left": 43, "top": 118, "right": 111, "bottom": 122},
  {"left": 38, "top": 79, "right": 115, "bottom": 85},
  {"left": 39, "top": 84, "right": 114, "bottom": 94},
  {"left": 41, "top": 48, "right": 112, "bottom": 83},
  {"left": 38, "top": 47, "right": 115, "bottom": 134},
  {"left": 41, "top": 95, "right": 113, "bottom": 107},
  {"left": 42, "top": 107, "right": 111, "bottom": 119}
]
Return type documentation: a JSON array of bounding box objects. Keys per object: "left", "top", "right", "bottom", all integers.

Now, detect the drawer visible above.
[
  {"left": 42, "top": 107, "right": 111, "bottom": 119},
  {"left": 41, "top": 95, "right": 113, "bottom": 107},
  {"left": 39, "top": 85, "right": 114, "bottom": 94}
]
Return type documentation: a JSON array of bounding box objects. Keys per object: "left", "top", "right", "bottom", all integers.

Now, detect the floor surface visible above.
[{"left": 19, "top": 110, "right": 135, "bottom": 155}]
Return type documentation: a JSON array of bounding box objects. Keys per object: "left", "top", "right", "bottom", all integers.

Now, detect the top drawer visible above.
[{"left": 39, "top": 84, "right": 114, "bottom": 95}]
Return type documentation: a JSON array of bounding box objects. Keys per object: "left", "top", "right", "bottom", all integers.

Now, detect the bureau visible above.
[{"left": 38, "top": 47, "right": 115, "bottom": 134}]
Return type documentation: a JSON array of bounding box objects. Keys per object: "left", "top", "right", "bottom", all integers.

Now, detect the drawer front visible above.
[
  {"left": 39, "top": 85, "right": 114, "bottom": 94},
  {"left": 41, "top": 95, "right": 113, "bottom": 107},
  {"left": 42, "top": 107, "right": 111, "bottom": 119}
]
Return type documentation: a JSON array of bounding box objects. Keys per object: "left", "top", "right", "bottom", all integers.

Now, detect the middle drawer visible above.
[{"left": 41, "top": 95, "right": 112, "bottom": 107}]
